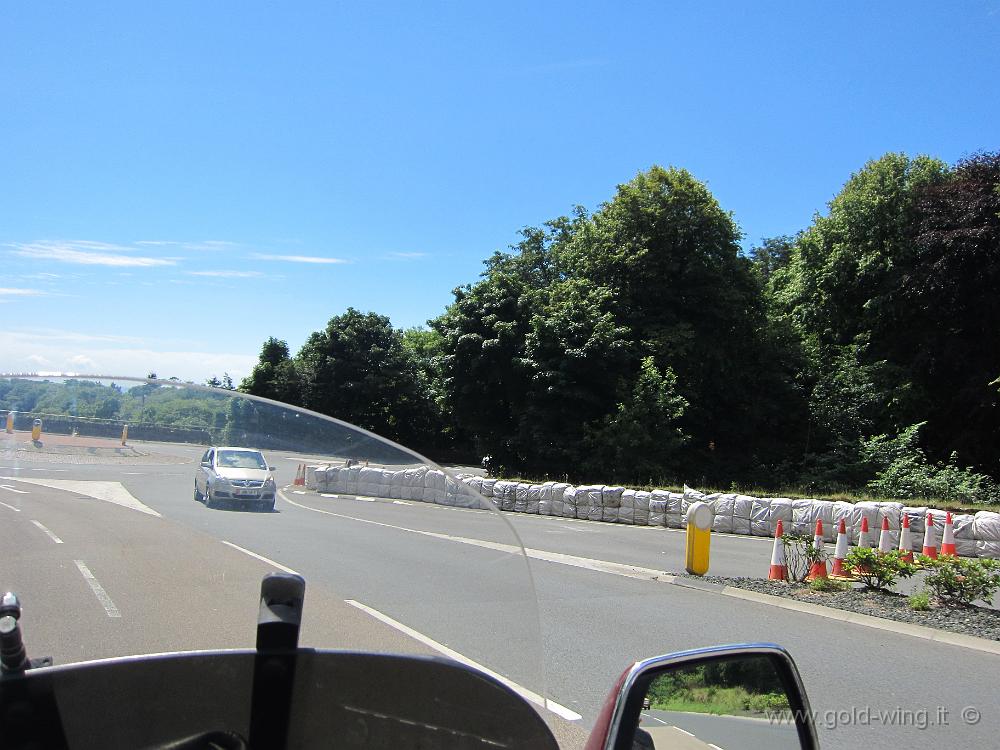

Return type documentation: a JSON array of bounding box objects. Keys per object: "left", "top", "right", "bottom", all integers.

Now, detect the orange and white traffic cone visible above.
[
  {"left": 294, "top": 463, "right": 305, "bottom": 486},
  {"left": 807, "top": 520, "right": 828, "bottom": 581},
  {"left": 831, "top": 519, "right": 851, "bottom": 578},
  {"left": 858, "top": 516, "right": 873, "bottom": 548},
  {"left": 768, "top": 520, "right": 788, "bottom": 581},
  {"left": 877, "top": 516, "right": 893, "bottom": 555},
  {"left": 898, "top": 514, "right": 914, "bottom": 563},
  {"left": 922, "top": 513, "right": 938, "bottom": 559},
  {"left": 940, "top": 512, "right": 957, "bottom": 557}
]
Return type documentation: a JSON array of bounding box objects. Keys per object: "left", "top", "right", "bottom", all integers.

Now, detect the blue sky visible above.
[{"left": 2, "top": 1, "right": 997, "bottom": 382}]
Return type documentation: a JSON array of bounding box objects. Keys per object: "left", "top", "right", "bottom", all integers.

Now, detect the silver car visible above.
[{"left": 194, "top": 446, "right": 277, "bottom": 512}]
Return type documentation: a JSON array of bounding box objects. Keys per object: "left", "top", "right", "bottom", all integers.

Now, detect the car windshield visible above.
[{"left": 216, "top": 449, "right": 267, "bottom": 470}]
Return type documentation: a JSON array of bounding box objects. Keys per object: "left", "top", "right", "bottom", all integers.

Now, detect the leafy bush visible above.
[
  {"left": 781, "top": 533, "right": 827, "bottom": 582},
  {"left": 921, "top": 556, "right": 1000, "bottom": 606},
  {"left": 909, "top": 591, "right": 931, "bottom": 611},
  {"left": 862, "top": 423, "right": 1000, "bottom": 504},
  {"left": 808, "top": 576, "right": 849, "bottom": 592},
  {"left": 844, "top": 548, "right": 918, "bottom": 591}
]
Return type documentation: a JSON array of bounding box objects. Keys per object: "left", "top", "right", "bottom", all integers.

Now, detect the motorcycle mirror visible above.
[{"left": 602, "top": 644, "right": 819, "bottom": 750}]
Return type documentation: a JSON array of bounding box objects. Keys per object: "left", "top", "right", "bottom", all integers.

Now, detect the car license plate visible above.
[{"left": 236, "top": 491, "right": 259, "bottom": 498}]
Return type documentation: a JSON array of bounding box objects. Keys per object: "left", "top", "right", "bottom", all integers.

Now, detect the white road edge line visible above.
[
  {"left": 220, "top": 541, "right": 299, "bottom": 575},
  {"left": 74, "top": 561, "right": 121, "bottom": 618},
  {"left": 279, "top": 490, "right": 674, "bottom": 583},
  {"left": 31, "top": 520, "right": 63, "bottom": 544},
  {"left": 345, "top": 599, "right": 582, "bottom": 722},
  {"left": 0, "top": 500, "right": 21, "bottom": 512}
]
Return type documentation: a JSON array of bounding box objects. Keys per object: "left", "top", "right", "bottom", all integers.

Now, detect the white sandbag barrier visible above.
[{"left": 304, "top": 464, "right": 1000, "bottom": 559}]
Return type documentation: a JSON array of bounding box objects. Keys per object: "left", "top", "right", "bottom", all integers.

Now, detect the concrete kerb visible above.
[{"left": 716, "top": 585, "right": 1000, "bottom": 657}]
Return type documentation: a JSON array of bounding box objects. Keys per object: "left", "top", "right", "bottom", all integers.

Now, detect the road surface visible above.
[{"left": 1, "top": 441, "right": 996, "bottom": 750}]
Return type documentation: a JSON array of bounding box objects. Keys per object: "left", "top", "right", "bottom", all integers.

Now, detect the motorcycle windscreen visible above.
[
  {"left": 0, "top": 650, "right": 558, "bottom": 749},
  {"left": 0, "top": 376, "right": 549, "bottom": 734}
]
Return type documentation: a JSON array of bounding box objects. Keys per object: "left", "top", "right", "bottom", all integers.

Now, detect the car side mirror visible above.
[
  {"left": 599, "top": 645, "right": 818, "bottom": 750},
  {"left": 200, "top": 461, "right": 211, "bottom": 467}
]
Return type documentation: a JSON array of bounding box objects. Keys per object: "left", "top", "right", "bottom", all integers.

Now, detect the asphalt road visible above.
[{"left": 1, "top": 440, "right": 997, "bottom": 750}]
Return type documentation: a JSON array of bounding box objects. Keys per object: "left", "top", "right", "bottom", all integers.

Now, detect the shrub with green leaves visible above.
[
  {"left": 862, "top": 423, "right": 1000, "bottom": 505},
  {"left": 909, "top": 591, "right": 931, "bottom": 611},
  {"left": 781, "top": 533, "right": 827, "bottom": 583},
  {"left": 808, "top": 576, "right": 849, "bottom": 592},
  {"left": 843, "top": 548, "right": 917, "bottom": 591},
  {"left": 921, "top": 556, "right": 1000, "bottom": 606}
]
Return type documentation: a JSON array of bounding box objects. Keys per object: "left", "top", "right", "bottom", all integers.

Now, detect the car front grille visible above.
[{"left": 229, "top": 479, "right": 265, "bottom": 488}]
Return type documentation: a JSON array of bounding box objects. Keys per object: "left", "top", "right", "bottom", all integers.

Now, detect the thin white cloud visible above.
[
  {"left": 387, "top": 252, "right": 427, "bottom": 260},
  {"left": 0, "top": 287, "right": 46, "bottom": 296},
  {"left": 11, "top": 241, "right": 175, "bottom": 268},
  {"left": 136, "top": 240, "right": 239, "bottom": 252},
  {"left": 253, "top": 253, "right": 350, "bottom": 264},
  {"left": 5, "top": 329, "right": 145, "bottom": 345},
  {"left": 0, "top": 331, "right": 257, "bottom": 383},
  {"left": 187, "top": 270, "right": 264, "bottom": 278},
  {"left": 68, "top": 354, "right": 98, "bottom": 370}
]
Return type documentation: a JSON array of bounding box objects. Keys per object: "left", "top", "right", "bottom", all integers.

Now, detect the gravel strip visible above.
[{"left": 687, "top": 574, "right": 1000, "bottom": 642}]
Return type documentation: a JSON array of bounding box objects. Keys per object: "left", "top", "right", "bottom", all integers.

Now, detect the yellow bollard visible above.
[
  {"left": 5, "top": 412, "right": 13, "bottom": 434},
  {"left": 31, "top": 418, "right": 42, "bottom": 442},
  {"left": 121, "top": 424, "right": 129, "bottom": 446},
  {"left": 685, "top": 500, "right": 715, "bottom": 575}
]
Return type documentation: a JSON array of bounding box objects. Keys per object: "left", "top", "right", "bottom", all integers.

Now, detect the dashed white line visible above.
[
  {"left": 31, "top": 520, "right": 63, "bottom": 544},
  {"left": 320, "top": 493, "right": 339, "bottom": 498},
  {"left": 0, "top": 500, "right": 21, "bottom": 512},
  {"left": 74, "top": 561, "right": 121, "bottom": 618},
  {"left": 346, "top": 599, "right": 582, "bottom": 722},
  {"left": 675, "top": 727, "right": 695, "bottom": 737},
  {"left": 0, "top": 484, "right": 29, "bottom": 494},
  {"left": 220, "top": 541, "right": 299, "bottom": 575},
  {"left": 392, "top": 500, "right": 412, "bottom": 506},
  {"left": 709, "top": 744, "right": 727, "bottom": 750}
]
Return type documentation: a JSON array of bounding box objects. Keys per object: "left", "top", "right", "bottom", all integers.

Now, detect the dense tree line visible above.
[{"left": 241, "top": 153, "right": 1000, "bottom": 502}]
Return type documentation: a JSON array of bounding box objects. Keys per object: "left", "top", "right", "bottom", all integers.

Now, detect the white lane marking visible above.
[
  {"left": 644, "top": 714, "right": 668, "bottom": 725},
  {"left": 279, "top": 491, "right": 674, "bottom": 583},
  {"left": 220, "top": 541, "right": 299, "bottom": 575},
  {"left": 31, "top": 520, "right": 63, "bottom": 544},
  {"left": 346, "top": 599, "right": 582, "bottom": 722},
  {"left": 74, "top": 561, "right": 121, "bottom": 618},
  {"left": 0, "top": 477, "right": 160, "bottom": 517},
  {"left": 709, "top": 744, "right": 726, "bottom": 750},
  {"left": 293, "top": 490, "right": 306, "bottom": 495},
  {"left": 0, "top": 484, "right": 29, "bottom": 494},
  {"left": 355, "top": 496, "right": 376, "bottom": 502},
  {"left": 675, "top": 727, "right": 695, "bottom": 737},
  {"left": 122, "top": 472, "right": 146, "bottom": 475},
  {"left": 392, "top": 500, "right": 412, "bottom": 506},
  {"left": 0, "top": 500, "right": 22, "bottom": 512},
  {"left": 320, "top": 493, "right": 339, "bottom": 498}
]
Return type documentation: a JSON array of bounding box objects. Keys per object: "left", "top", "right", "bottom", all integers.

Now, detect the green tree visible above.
[
  {"left": 564, "top": 166, "right": 805, "bottom": 481},
  {"left": 294, "top": 308, "right": 438, "bottom": 446},
  {"left": 240, "top": 337, "right": 302, "bottom": 405},
  {"left": 585, "top": 356, "right": 688, "bottom": 482}
]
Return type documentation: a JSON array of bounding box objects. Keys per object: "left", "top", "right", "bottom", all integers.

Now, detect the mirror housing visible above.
[{"left": 594, "top": 644, "right": 819, "bottom": 750}]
